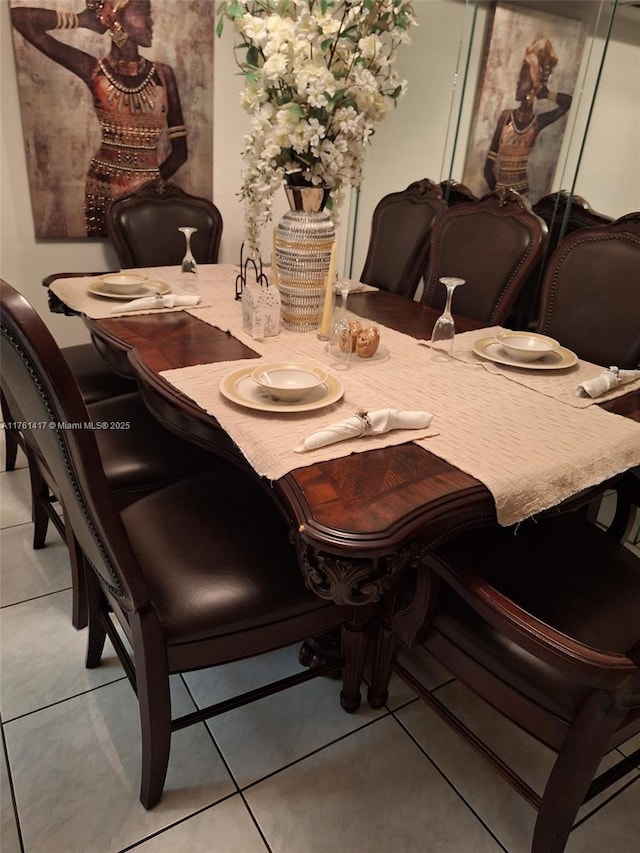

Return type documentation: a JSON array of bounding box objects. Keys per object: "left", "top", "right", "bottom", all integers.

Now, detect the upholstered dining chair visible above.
[
  {"left": 359, "top": 178, "right": 447, "bottom": 299},
  {"left": 1, "top": 280, "right": 226, "bottom": 629},
  {"left": 421, "top": 188, "right": 548, "bottom": 325},
  {"left": 532, "top": 190, "right": 613, "bottom": 258},
  {"left": 1, "top": 278, "right": 374, "bottom": 808},
  {"left": 369, "top": 470, "right": 640, "bottom": 853},
  {"left": 536, "top": 215, "right": 640, "bottom": 369},
  {"left": 439, "top": 179, "right": 478, "bottom": 206},
  {"left": 106, "top": 179, "right": 223, "bottom": 269}
]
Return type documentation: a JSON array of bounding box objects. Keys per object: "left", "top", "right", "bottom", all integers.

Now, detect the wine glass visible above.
[
  {"left": 430, "top": 277, "right": 465, "bottom": 356},
  {"left": 178, "top": 226, "right": 198, "bottom": 293}
]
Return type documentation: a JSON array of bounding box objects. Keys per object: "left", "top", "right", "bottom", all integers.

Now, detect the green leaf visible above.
[{"left": 246, "top": 46, "right": 261, "bottom": 68}]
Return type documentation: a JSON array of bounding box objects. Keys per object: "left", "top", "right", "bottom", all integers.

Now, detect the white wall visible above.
[{"left": 2, "top": 0, "right": 638, "bottom": 347}]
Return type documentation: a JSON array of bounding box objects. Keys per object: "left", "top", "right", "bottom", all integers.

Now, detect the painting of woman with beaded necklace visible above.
[
  {"left": 461, "top": 2, "right": 586, "bottom": 206},
  {"left": 9, "top": 0, "right": 213, "bottom": 237}
]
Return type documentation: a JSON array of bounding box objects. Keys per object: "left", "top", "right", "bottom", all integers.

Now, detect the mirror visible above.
[{"left": 346, "top": 0, "right": 639, "bottom": 283}]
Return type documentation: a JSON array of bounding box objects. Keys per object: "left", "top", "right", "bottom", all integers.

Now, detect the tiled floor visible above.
[{"left": 1, "top": 440, "right": 639, "bottom": 853}]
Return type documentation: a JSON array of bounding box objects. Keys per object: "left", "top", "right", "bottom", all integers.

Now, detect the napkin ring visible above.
[
  {"left": 356, "top": 409, "right": 372, "bottom": 435},
  {"left": 608, "top": 366, "right": 620, "bottom": 384}
]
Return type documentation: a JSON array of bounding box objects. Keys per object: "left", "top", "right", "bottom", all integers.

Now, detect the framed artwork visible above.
[
  {"left": 9, "top": 0, "right": 214, "bottom": 238},
  {"left": 462, "top": 2, "right": 586, "bottom": 204}
]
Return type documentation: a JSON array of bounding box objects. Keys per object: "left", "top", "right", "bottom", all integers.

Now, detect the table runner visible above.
[{"left": 153, "top": 268, "right": 640, "bottom": 526}]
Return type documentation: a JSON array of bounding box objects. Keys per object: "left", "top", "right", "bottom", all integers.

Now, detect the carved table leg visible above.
[{"left": 340, "top": 606, "right": 377, "bottom": 713}]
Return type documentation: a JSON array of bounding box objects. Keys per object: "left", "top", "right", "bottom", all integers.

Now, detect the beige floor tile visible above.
[
  {"left": 0, "top": 522, "right": 71, "bottom": 608},
  {"left": 398, "top": 679, "right": 639, "bottom": 853},
  {"left": 0, "top": 467, "right": 32, "bottom": 528},
  {"left": 0, "top": 588, "right": 124, "bottom": 720},
  {"left": 187, "top": 644, "right": 384, "bottom": 788},
  {"left": 1, "top": 737, "right": 21, "bottom": 853},
  {"left": 4, "top": 677, "right": 235, "bottom": 853},
  {"left": 133, "top": 795, "right": 268, "bottom": 852},
  {"left": 245, "top": 714, "right": 503, "bottom": 853}
]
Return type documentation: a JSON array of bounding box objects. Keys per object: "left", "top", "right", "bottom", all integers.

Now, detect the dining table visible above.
[{"left": 47, "top": 265, "right": 640, "bottom": 621}]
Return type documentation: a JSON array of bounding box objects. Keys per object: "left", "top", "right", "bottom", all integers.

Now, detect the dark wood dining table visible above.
[{"left": 76, "top": 285, "right": 639, "bottom": 611}]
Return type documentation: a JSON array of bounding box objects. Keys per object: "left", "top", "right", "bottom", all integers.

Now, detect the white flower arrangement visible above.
[{"left": 218, "top": 0, "right": 416, "bottom": 253}]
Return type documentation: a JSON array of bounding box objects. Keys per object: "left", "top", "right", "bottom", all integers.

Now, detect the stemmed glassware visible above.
[
  {"left": 430, "top": 277, "right": 465, "bottom": 356},
  {"left": 178, "top": 226, "right": 198, "bottom": 293},
  {"left": 327, "top": 280, "right": 353, "bottom": 370}
]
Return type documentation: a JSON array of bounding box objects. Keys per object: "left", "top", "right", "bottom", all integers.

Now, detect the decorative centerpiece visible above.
[{"left": 218, "top": 0, "right": 416, "bottom": 329}]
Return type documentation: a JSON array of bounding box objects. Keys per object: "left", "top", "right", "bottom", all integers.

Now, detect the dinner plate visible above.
[
  {"left": 89, "top": 278, "right": 171, "bottom": 300},
  {"left": 220, "top": 365, "right": 344, "bottom": 412},
  {"left": 473, "top": 337, "right": 578, "bottom": 370}
]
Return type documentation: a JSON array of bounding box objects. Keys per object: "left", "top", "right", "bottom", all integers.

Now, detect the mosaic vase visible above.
[{"left": 275, "top": 185, "right": 336, "bottom": 332}]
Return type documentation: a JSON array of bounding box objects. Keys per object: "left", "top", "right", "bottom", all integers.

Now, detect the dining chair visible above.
[
  {"left": 536, "top": 215, "right": 640, "bottom": 369},
  {"left": 1, "top": 278, "right": 374, "bottom": 808},
  {"left": 106, "top": 179, "right": 223, "bottom": 269},
  {"left": 439, "top": 179, "right": 478, "bottom": 206},
  {"left": 532, "top": 190, "right": 613, "bottom": 258},
  {"left": 421, "top": 188, "right": 548, "bottom": 325},
  {"left": 369, "top": 470, "right": 640, "bottom": 853},
  {"left": 3, "top": 274, "right": 138, "bottom": 473},
  {"left": 359, "top": 178, "right": 447, "bottom": 299},
  {"left": 0, "top": 280, "right": 227, "bottom": 629},
  {"left": 506, "top": 191, "right": 617, "bottom": 330}
]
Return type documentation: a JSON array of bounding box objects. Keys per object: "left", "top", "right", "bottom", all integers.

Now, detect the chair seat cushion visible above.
[
  {"left": 432, "top": 512, "right": 640, "bottom": 719},
  {"left": 88, "top": 393, "right": 223, "bottom": 505},
  {"left": 121, "top": 471, "right": 341, "bottom": 645},
  {"left": 62, "top": 343, "right": 137, "bottom": 403}
]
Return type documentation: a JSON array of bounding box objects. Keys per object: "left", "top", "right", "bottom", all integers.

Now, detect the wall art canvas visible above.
[
  {"left": 9, "top": 0, "right": 214, "bottom": 238},
  {"left": 462, "top": 2, "right": 586, "bottom": 204}
]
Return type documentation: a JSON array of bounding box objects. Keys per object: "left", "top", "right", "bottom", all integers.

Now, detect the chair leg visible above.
[
  {"left": 1, "top": 390, "right": 19, "bottom": 471},
  {"left": 532, "top": 691, "right": 627, "bottom": 853},
  {"left": 66, "top": 528, "right": 88, "bottom": 629},
  {"left": 85, "top": 566, "right": 108, "bottom": 668},
  {"left": 25, "top": 451, "right": 50, "bottom": 549},
  {"left": 131, "top": 610, "right": 172, "bottom": 809}
]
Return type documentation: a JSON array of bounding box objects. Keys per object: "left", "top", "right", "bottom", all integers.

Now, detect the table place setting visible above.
[
  {"left": 48, "top": 266, "right": 215, "bottom": 319},
  {"left": 437, "top": 326, "right": 640, "bottom": 408}
]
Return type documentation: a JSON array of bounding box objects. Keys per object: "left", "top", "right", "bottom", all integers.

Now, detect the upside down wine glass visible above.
[
  {"left": 178, "top": 226, "right": 198, "bottom": 293},
  {"left": 430, "top": 277, "right": 465, "bottom": 356}
]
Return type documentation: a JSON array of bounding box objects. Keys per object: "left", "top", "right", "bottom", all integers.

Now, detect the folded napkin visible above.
[
  {"left": 294, "top": 408, "right": 433, "bottom": 453},
  {"left": 576, "top": 366, "right": 640, "bottom": 399},
  {"left": 111, "top": 293, "right": 201, "bottom": 314}
]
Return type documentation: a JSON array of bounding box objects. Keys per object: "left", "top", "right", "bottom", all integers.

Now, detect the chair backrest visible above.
[
  {"left": 439, "top": 179, "right": 478, "bottom": 207},
  {"left": 359, "top": 178, "right": 447, "bottom": 299},
  {"left": 0, "top": 280, "right": 143, "bottom": 612},
  {"left": 536, "top": 216, "right": 640, "bottom": 369},
  {"left": 421, "top": 189, "right": 548, "bottom": 325},
  {"left": 533, "top": 190, "right": 613, "bottom": 261},
  {"left": 106, "top": 180, "right": 223, "bottom": 268}
]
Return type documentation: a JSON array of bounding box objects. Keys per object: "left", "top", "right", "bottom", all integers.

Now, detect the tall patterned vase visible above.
[{"left": 275, "top": 185, "right": 335, "bottom": 332}]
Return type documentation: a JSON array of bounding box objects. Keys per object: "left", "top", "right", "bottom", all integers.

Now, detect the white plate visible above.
[
  {"left": 473, "top": 337, "right": 578, "bottom": 370},
  {"left": 89, "top": 278, "right": 171, "bottom": 300},
  {"left": 220, "top": 365, "right": 344, "bottom": 413}
]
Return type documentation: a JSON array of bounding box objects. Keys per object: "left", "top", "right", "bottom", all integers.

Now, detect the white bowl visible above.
[
  {"left": 98, "top": 273, "right": 149, "bottom": 295},
  {"left": 252, "top": 363, "right": 328, "bottom": 402},
  {"left": 497, "top": 332, "right": 560, "bottom": 363}
]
